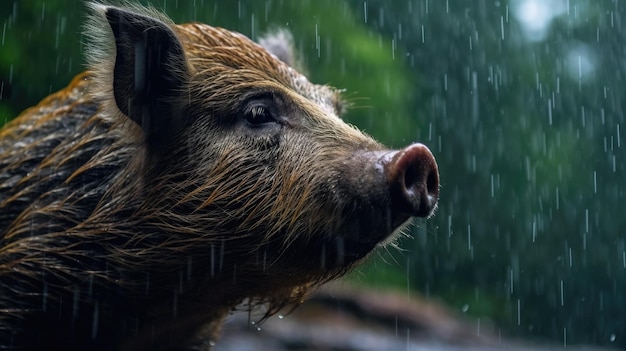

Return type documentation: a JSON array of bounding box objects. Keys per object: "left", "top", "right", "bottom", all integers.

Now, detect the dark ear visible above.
[{"left": 104, "top": 6, "right": 189, "bottom": 150}]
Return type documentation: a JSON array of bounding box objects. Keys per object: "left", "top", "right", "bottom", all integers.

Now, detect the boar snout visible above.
[
  {"left": 335, "top": 143, "right": 439, "bottom": 258},
  {"left": 382, "top": 143, "right": 439, "bottom": 218}
]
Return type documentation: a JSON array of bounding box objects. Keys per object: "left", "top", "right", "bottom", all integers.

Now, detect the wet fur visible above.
[{"left": 0, "top": 3, "right": 406, "bottom": 351}]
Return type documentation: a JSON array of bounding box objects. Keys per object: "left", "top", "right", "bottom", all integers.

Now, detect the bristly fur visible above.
[{"left": 0, "top": 2, "right": 438, "bottom": 350}]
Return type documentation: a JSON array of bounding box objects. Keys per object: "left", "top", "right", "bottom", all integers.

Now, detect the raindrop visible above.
[
  {"left": 42, "top": 282, "right": 48, "bottom": 312},
  {"left": 91, "top": 302, "right": 99, "bottom": 340},
  {"left": 568, "top": 248, "right": 572, "bottom": 268},
  {"left": 395, "top": 316, "right": 398, "bottom": 338},
  {"left": 250, "top": 13, "right": 254, "bottom": 39},
  {"left": 510, "top": 267, "right": 514, "bottom": 294},
  {"left": 219, "top": 240, "right": 225, "bottom": 272},
  {"left": 517, "top": 299, "right": 521, "bottom": 326},
  {"left": 461, "top": 304, "right": 469, "bottom": 312},
  {"left": 72, "top": 289, "right": 80, "bottom": 319},
  {"left": 363, "top": 1, "right": 367, "bottom": 23},
  {"left": 467, "top": 224, "right": 471, "bottom": 251},
  {"left": 315, "top": 24, "right": 320, "bottom": 58},
  {"left": 548, "top": 99, "right": 553, "bottom": 125}
]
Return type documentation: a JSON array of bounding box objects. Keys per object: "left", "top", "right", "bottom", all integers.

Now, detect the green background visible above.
[{"left": 1, "top": 0, "right": 624, "bottom": 348}]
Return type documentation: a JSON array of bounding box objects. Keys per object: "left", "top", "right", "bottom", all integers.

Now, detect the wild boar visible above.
[{"left": 0, "top": 3, "right": 439, "bottom": 350}]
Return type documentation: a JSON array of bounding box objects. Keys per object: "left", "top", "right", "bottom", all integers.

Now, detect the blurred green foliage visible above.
[{"left": 1, "top": 0, "right": 624, "bottom": 349}]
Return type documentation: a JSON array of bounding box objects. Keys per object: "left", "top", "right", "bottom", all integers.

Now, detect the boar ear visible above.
[
  {"left": 92, "top": 5, "right": 189, "bottom": 150},
  {"left": 258, "top": 29, "right": 300, "bottom": 69}
]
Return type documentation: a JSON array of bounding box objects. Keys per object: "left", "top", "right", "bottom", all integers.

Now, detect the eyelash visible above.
[{"left": 244, "top": 100, "right": 279, "bottom": 127}]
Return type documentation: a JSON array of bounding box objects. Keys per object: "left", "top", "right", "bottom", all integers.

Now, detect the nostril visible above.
[{"left": 403, "top": 162, "right": 418, "bottom": 194}]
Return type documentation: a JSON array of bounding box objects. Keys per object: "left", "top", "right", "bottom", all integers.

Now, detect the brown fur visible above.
[{"left": 0, "top": 3, "right": 438, "bottom": 351}]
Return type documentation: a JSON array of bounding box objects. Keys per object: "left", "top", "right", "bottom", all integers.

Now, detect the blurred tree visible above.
[
  {"left": 351, "top": 0, "right": 625, "bottom": 348},
  {"left": 0, "top": 0, "right": 83, "bottom": 120}
]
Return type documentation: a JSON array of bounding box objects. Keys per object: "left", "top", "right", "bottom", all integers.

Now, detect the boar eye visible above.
[{"left": 244, "top": 102, "right": 278, "bottom": 127}]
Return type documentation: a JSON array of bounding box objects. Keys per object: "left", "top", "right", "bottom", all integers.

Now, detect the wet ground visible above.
[{"left": 216, "top": 285, "right": 618, "bottom": 351}]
